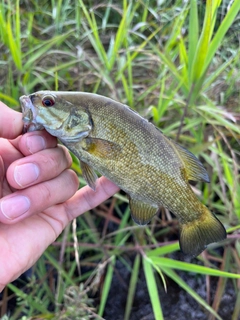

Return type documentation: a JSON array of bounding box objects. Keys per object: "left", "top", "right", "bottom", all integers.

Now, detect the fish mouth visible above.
[{"left": 19, "top": 95, "right": 44, "bottom": 133}]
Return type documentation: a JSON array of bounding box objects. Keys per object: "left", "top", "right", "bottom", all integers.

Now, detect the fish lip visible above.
[{"left": 19, "top": 95, "right": 44, "bottom": 132}]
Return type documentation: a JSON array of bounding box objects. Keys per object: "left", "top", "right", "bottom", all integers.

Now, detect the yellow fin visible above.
[
  {"left": 170, "top": 139, "right": 210, "bottom": 182},
  {"left": 85, "top": 137, "right": 121, "bottom": 159},
  {"left": 129, "top": 197, "right": 159, "bottom": 225},
  {"left": 80, "top": 160, "right": 98, "bottom": 191},
  {"left": 179, "top": 209, "right": 226, "bottom": 257}
]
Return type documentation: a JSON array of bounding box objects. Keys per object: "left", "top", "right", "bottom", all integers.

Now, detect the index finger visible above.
[{"left": 0, "top": 101, "right": 23, "bottom": 139}]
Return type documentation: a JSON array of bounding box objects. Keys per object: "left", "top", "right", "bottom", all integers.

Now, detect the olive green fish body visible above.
[
  {"left": 70, "top": 102, "right": 199, "bottom": 219},
  {"left": 20, "top": 91, "right": 226, "bottom": 256}
]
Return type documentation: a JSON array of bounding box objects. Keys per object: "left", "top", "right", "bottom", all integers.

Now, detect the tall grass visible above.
[{"left": 0, "top": 0, "right": 240, "bottom": 319}]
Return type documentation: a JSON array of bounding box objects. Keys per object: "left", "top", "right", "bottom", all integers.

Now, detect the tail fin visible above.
[{"left": 179, "top": 209, "right": 226, "bottom": 257}]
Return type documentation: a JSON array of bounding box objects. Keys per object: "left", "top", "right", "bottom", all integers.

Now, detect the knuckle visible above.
[
  {"left": 63, "top": 169, "right": 79, "bottom": 195},
  {"left": 82, "top": 189, "right": 95, "bottom": 209},
  {"left": 39, "top": 182, "right": 53, "bottom": 203},
  {"left": 59, "top": 145, "right": 72, "bottom": 167},
  {"left": 40, "top": 151, "right": 62, "bottom": 175}
]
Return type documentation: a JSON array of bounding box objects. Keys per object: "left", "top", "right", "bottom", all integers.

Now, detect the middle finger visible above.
[{"left": 6, "top": 145, "right": 72, "bottom": 189}]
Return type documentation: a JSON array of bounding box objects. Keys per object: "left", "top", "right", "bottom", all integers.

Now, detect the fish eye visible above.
[{"left": 42, "top": 95, "right": 55, "bottom": 107}]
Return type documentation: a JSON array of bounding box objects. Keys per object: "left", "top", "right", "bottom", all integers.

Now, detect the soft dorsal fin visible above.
[
  {"left": 169, "top": 139, "right": 210, "bottom": 183},
  {"left": 129, "top": 197, "right": 159, "bottom": 225}
]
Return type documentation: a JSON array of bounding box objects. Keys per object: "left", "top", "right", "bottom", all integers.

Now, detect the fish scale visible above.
[{"left": 20, "top": 91, "right": 226, "bottom": 256}]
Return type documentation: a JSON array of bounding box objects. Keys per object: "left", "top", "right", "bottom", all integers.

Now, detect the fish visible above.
[{"left": 19, "top": 91, "right": 226, "bottom": 256}]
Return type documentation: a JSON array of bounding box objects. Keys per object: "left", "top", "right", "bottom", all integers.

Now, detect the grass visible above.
[{"left": 0, "top": 0, "right": 240, "bottom": 319}]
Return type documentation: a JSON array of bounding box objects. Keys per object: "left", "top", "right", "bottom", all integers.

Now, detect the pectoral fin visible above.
[
  {"left": 169, "top": 139, "right": 210, "bottom": 183},
  {"left": 84, "top": 137, "right": 121, "bottom": 159},
  {"left": 80, "top": 160, "right": 98, "bottom": 191},
  {"left": 129, "top": 197, "right": 159, "bottom": 225}
]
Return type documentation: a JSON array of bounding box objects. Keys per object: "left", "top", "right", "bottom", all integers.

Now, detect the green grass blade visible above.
[
  {"left": 108, "top": 3, "right": 130, "bottom": 70},
  {"left": 227, "top": 225, "right": 240, "bottom": 234},
  {"left": 191, "top": 0, "right": 214, "bottom": 82},
  {"left": 0, "top": 3, "right": 7, "bottom": 43},
  {"left": 150, "top": 257, "right": 240, "bottom": 279},
  {"left": 147, "top": 242, "right": 180, "bottom": 257},
  {"left": 98, "top": 256, "right": 116, "bottom": 317},
  {"left": 7, "top": 21, "right": 22, "bottom": 70},
  {"left": 188, "top": 0, "right": 199, "bottom": 80},
  {"left": 143, "top": 257, "right": 164, "bottom": 320},
  {"left": 124, "top": 254, "right": 140, "bottom": 320},
  {"left": 78, "top": 0, "right": 109, "bottom": 69},
  {"left": 0, "top": 93, "right": 19, "bottom": 106},
  {"left": 7, "top": 283, "right": 52, "bottom": 314},
  {"left": 204, "top": 0, "right": 240, "bottom": 74},
  {"left": 178, "top": 36, "right": 188, "bottom": 85}
]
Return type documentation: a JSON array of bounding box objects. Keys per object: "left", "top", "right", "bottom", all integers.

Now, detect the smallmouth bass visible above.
[{"left": 19, "top": 91, "right": 226, "bottom": 256}]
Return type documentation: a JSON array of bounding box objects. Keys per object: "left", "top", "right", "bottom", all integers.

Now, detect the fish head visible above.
[{"left": 19, "top": 91, "right": 92, "bottom": 144}]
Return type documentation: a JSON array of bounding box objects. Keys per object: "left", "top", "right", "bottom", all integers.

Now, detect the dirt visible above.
[{"left": 103, "top": 253, "right": 237, "bottom": 320}]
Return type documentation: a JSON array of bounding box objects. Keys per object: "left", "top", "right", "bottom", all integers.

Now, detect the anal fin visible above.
[
  {"left": 80, "top": 160, "right": 98, "bottom": 191},
  {"left": 129, "top": 197, "right": 159, "bottom": 225}
]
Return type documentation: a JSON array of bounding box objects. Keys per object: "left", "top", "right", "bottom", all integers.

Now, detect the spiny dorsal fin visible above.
[
  {"left": 129, "top": 197, "right": 159, "bottom": 225},
  {"left": 169, "top": 139, "right": 210, "bottom": 183},
  {"left": 80, "top": 160, "right": 98, "bottom": 191}
]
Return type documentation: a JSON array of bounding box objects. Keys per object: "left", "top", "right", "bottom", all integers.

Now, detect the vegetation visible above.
[{"left": 0, "top": 0, "right": 240, "bottom": 319}]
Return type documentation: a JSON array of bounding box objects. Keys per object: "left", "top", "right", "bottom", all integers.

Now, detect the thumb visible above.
[{"left": 0, "top": 102, "right": 23, "bottom": 139}]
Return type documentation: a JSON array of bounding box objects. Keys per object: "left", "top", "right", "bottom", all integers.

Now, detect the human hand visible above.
[{"left": 0, "top": 101, "right": 119, "bottom": 292}]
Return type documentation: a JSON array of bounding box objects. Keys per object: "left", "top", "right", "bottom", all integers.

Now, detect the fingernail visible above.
[
  {"left": 0, "top": 196, "right": 30, "bottom": 220},
  {"left": 14, "top": 163, "right": 40, "bottom": 187},
  {"left": 26, "top": 135, "right": 46, "bottom": 154}
]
